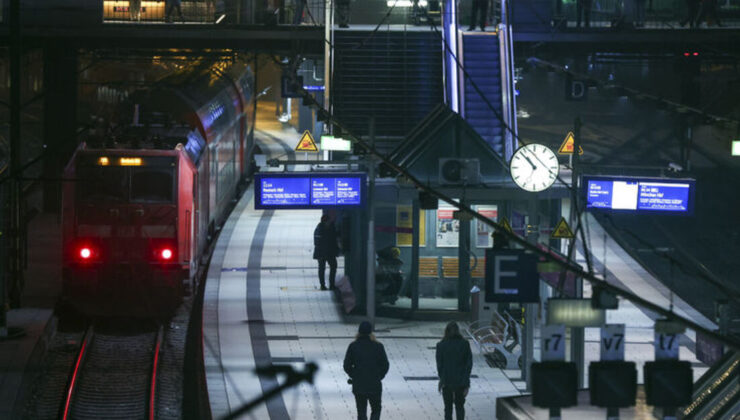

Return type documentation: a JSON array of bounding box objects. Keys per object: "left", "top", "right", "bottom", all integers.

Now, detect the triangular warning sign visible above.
[
  {"left": 558, "top": 132, "right": 584, "bottom": 155},
  {"left": 499, "top": 217, "right": 513, "bottom": 234},
  {"left": 295, "top": 130, "right": 319, "bottom": 152},
  {"left": 551, "top": 217, "right": 575, "bottom": 239}
]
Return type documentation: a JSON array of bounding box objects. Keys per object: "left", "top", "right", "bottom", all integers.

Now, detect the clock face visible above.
[{"left": 510, "top": 143, "right": 559, "bottom": 192}]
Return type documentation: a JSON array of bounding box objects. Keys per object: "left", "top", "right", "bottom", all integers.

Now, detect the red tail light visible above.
[
  {"left": 160, "top": 248, "right": 173, "bottom": 261},
  {"left": 79, "top": 247, "right": 92, "bottom": 259}
]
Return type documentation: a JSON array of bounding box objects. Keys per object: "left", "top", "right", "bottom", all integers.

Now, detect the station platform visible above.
[
  {"left": 0, "top": 308, "right": 54, "bottom": 419},
  {"left": 202, "top": 191, "right": 521, "bottom": 419},
  {"left": 202, "top": 125, "right": 723, "bottom": 418},
  {"left": 0, "top": 211, "right": 61, "bottom": 418}
]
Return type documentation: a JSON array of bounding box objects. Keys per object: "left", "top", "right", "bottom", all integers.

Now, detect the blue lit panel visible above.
[
  {"left": 256, "top": 173, "right": 365, "bottom": 209},
  {"left": 259, "top": 177, "right": 310, "bottom": 206},
  {"left": 584, "top": 176, "right": 695, "bottom": 215}
]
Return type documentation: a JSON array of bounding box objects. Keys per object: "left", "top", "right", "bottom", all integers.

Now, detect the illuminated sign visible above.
[
  {"left": 320, "top": 136, "right": 352, "bottom": 152},
  {"left": 98, "top": 157, "right": 110, "bottom": 166},
  {"left": 119, "top": 157, "right": 143, "bottom": 166},
  {"left": 732, "top": 140, "right": 740, "bottom": 156},
  {"left": 255, "top": 173, "right": 365, "bottom": 209},
  {"left": 547, "top": 298, "right": 606, "bottom": 327},
  {"left": 584, "top": 175, "right": 695, "bottom": 215}
]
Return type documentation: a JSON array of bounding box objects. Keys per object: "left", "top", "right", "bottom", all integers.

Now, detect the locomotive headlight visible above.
[{"left": 119, "top": 157, "right": 142, "bottom": 166}]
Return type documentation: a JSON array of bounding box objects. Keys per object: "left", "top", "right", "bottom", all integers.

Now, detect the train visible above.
[{"left": 61, "top": 63, "right": 254, "bottom": 316}]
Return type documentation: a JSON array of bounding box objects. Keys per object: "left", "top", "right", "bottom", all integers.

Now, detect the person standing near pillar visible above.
[
  {"left": 436, "top": 322, "right": 473, "bottom": 420},
  {"left": 313, "top": 214, "right": 339, "bottom": 290},
  {"left": 467, "top": 0, "right": 488, "bottom": 31}
]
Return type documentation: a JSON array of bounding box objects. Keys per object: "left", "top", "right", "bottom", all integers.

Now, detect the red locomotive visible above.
[{"left": 61, "top": 65, "right": 254, "bottom": 316}]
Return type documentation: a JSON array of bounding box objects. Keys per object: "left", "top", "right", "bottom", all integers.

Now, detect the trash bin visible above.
[{"left": 470, "top": 285, "right": 480, "bottom": 323}]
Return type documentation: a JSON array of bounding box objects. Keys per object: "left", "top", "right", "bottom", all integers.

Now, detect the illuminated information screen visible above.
[
  {"left": 584, "top": 176, "right": 695, "bottom": 214},
  {"left": 256, "top": 173, "right": 365, "bottom": 209}
]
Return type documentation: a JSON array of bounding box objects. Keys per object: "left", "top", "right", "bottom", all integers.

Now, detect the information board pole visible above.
[
  {"left": 570, "top": 117, "right": 585, "bottom": 387},
  {"left": 523, "top": 197, "right": 539, "bottom": 390},
  {"left": 366, "top": 118, "right": 376, "bottom": 327}
]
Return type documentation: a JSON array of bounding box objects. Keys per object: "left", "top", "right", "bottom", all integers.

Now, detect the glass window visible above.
[
  {"left": 131, "top": 169, "right": 174, "bottom": 203},
  {"left": 77, "top": 166, "right": 127, "bottom": 202}
]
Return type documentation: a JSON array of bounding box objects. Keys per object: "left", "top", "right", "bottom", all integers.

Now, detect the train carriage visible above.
[{"left": 61, "top": 64, "right": 253, "bottom": 316}]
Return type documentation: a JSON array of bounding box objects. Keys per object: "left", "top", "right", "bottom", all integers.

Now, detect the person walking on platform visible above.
[
  {"left": 467, "top": 0, "right": 488, "bottom": 31},
  {"left": 337, "top": 0, "right": 351, "bottom": 28},
  {"left": 293, "top": 0, "right": 307, "bottom": 24},
  {"left": 313, "top": 214, "right": 339, "bottom": 290},
  {"left": 436, "top": 322, "right": 473, "bottom": 420},
  {"left": 679, "top": 0, "right": 700, "bottom": 27},
  {"left": 576, "top": 0, "right": 592, "bottom": 28},
  {"left": 166, "top": 0, "right": 184, "bottom": 22},
  {"left": 344, "top": 321, "right": 390, "bottom": 420}
]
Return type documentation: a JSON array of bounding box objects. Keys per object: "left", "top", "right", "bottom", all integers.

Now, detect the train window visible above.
[
  {"left": 131, "top": 169, "right": 174, "bottom": 203},
  {"left": 77, "top": 166, "right": 127, "bottom": 202}
]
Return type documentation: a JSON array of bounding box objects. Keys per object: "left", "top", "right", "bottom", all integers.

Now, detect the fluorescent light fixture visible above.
[
  {"left": 732, "top": 140, "right": 740, "bottom": 156},
  {"left": 387, "top": 0, "right": 427, "bottom": 7},
  {"left": 547, "top": 298, "right": 606, "bottom": 327},
  {"left": 215, "top": 14, "right": 226, "bottom": 24}
]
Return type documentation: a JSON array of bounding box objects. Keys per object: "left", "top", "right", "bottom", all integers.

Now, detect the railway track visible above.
[{"left": 60, "top": 324, "right": 164, "bottom": 420}]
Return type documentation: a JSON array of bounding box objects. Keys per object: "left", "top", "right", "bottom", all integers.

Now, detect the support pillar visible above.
[
  {"left": 457, "top": 206, "right": 471, "bottom": 312},
  {"left": 43, "top": 45, "right": 78, "bottom": 212},
  {"left": 411, "top": 198, "right": 420, "bottom": 312}
]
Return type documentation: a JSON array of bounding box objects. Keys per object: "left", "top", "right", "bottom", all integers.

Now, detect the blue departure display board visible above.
[
  {"left": 256, "top": 173, "right": 365, "bottom": 209},
  {"left": 584, "top": 176, "right": 695, "bottom": 214}
]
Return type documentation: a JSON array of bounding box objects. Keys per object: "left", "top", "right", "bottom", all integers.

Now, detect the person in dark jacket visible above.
[
  {"left": 436, "top": 322, "right": 473, "bottom": 420},
  {"left": 467, "top": 0, "right": 488, "bottom": 31},
  {"left": 337, "top": 0, "right": 351, "bottom": 28},
  {"left": 313, "top": 214, "right": 339, "bottom": 290},
  {"left": 343, "top": 321, "right": 390, "bottom": 420}
]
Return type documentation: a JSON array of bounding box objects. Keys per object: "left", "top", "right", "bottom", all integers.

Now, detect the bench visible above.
[
  {"left": 419, "top": 257, "right": 439, "bottom": 278},
  {"left": 441, "top": 256, "right": 485, "bottom": 279},
  {"left": 464, "top": 311, "right": 522, "bottom": 370}
]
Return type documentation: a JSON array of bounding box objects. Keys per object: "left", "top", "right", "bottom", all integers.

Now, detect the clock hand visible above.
[{"left": 523, "top": 155, "right": 537, "bottom": 170}]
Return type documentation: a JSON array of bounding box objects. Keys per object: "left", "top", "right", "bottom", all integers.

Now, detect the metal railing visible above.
[
  {"left": 554, "top": 0, "right": 740, "bottom": 29},
  {"left": 100, "top": 0, "right": 327, "bottom": 25}
]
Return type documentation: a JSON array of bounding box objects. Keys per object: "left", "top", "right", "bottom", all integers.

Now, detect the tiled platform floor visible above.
[{"left": 204, "top": 197, "right": 520, "bottom": 419}]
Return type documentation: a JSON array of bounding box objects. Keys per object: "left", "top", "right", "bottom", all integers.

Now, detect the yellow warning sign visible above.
[
  {"left": 295, "top": 130, "right": 319, "bottom": 152},
  {"left": 551, "top": 217, "right": 575, "bottom": 239},
  {"left": 499, "top": 217, "right": 513, "bottom": 234},
  {"left": 558, "top": 132, "right": 584, "bottom": 155}
]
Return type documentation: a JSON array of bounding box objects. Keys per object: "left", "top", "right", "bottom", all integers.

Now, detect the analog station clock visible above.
[{"left": 509, "top": 143, "right": 559, "bottom": 192}]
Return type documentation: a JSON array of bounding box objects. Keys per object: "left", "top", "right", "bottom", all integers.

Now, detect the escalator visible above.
[{"left": 682, "top": 351, "right": 740, "bottom": 419}]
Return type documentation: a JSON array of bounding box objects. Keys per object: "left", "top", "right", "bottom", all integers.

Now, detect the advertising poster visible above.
[
  {"left": 396, "top": 206, "right": 426, "bottom": 247},
  {"left": 475, "top": 205, "right": 498, "bottom": 248},
  {"left": 436, "top": 203, "right": 459, "bottom": 248}
]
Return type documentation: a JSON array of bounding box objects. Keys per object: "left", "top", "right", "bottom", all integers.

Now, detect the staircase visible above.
[
  {"left": 461, "top": 32, "right": 505, "bottom": 156},
  {"left": 333, "top": 29, "right": 444, "bottom": 151}
]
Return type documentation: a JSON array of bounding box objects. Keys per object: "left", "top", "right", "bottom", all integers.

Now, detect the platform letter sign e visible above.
[
  {"left": 600, "top": 324, "right": 626, "bottom": 361},
  {"left": 484, "top": 249, "right": 539, "bottom": 303}
]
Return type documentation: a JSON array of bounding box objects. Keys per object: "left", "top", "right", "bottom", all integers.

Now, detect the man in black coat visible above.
[
  {"left": 343, "top": 321, "right": 390, "bottom": 420},
  {"left": 467, "top": 0, "right": 488, "bottom": 31},
  {"left": 436, "top": 322, "right": 473, "bottom": 420},
  {"left": 313, "top": 214, "right": 339, "bottom": 290}
]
